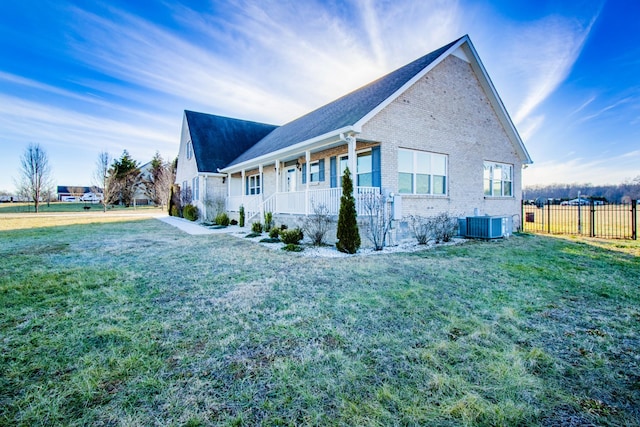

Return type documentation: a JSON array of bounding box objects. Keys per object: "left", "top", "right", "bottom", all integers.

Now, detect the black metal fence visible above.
[{"left": 521, "top": 200, "right": 638, "bottom": 240}]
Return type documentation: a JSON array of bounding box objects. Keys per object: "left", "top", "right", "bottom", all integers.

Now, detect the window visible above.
[
  {"left": 309, "top": 162, "right": 320, "bottom": 182},
  {"left": 246, "top": 174, "right": 261, "bottom": 195},
  {"left": 484, "top": 162, "right": 513, "bottom": 197},
  {"left": 338, "top": 156, "right": 348, "bottom": 186},
  {"left": 398, "top": 148, "right": 447, "bottom": 195},
  {"left": 192, "top": 176, "right": 199, "bottom": 201},
  {"left": 186, "top": 141, "right": 193, "bottom": 160},
  {"left": 357, "top": 151, "right": 372, "bottom": 187}
]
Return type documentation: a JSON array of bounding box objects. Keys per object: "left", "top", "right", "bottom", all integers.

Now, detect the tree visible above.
[
  {"left": 16, "top": 143, "right": 53, "bottom": 213},
  {"left": 143, "top": 152, "right": 176, "bottom": 209},
  {"left": 336, "top": 167, "right": 360, "bottom": 253},
  {"left": 92, "top": 151, "right": 119, "bottom": 213},
  {"left": 111, "top": 150, "right": 141, "bottom": 207}
]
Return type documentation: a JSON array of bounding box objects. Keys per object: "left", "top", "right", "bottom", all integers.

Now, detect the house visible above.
[
  {"left": 57, "top": 186, "right": 93, "bottom": 202},
  {"left": 175, "top": 35, "right": 532, "bottom": 235}
]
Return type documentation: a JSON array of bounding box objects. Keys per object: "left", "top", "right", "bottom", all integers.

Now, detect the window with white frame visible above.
[
  {"left": 246, "top": 174, "right": 261, "bottom": 195},
  {"left": 357, "top": 151, "right": 372, "bottom": 187},
  {"left": 309, "top": 161, "right": 320, "bottom": 182},
  {"left": 192, "top": 176, "right": 199, "bottom": 201},
  {"left": 398, "top": 148, "right": 447, "bottom": 195},
  {"left": 484, "top": 162, "right": 513, "bottom": 197},
  {"left": 186, "top": 141, "right": 193, "bottom": 160}
]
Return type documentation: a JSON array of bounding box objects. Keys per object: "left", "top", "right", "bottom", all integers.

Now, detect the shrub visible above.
[
  {"left": 280, "top": 224, "right": 288, "bottom": 231},
  {"left": 431, "top": 212, "right": 458, "bottom": 243},
  {"left": 360, "top": 193, "right": 391, "bottom": 251},
  {"left": 264, "top": 211, "right": 273, "bottom": 232},
  {"left": 239, "top": 205, "right": 245, "bottom": 227},
  {"left": 280, "top": 227, "right": 303, "bottom": 245},
  {"left": 251, "top": 221, "right": 263, "bottom": 234},
  {"left": 230, "top": 219, "right": 238, "bottom": 226},
  {"left": 336, "top": 167, "right": 360, "bottom": 254},
  {"left": 183, "top": 204, "right": 198, "bottom": 221},
  {"left": 282, "top": 243, "right": 303, "bottom": 252},
  {"left": 259, "top": 237, "right": 280, "bottom": 243},
  {"left": 269, "top": 228, "right": 280, "bottom": 239},
  {"left": 301, "top": 203, "right": 332, "bottom": 246},
  {"left": 407, "top": 215, "right": 431, "bottom": 245},
  {"left": 170, "top": 205, "right": 179, "bottom": 218},
  {"left": 215, "top": 212, "right": 230, "bottom": 226}
]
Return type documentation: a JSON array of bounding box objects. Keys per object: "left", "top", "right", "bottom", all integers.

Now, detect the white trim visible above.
[{"left": 221, "top": 125, "right": 357, "bottom": 173}]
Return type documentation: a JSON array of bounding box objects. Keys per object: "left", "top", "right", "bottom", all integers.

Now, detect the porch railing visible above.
[{"left": 227, "top": 187, "right": 380, "bottom": 219}]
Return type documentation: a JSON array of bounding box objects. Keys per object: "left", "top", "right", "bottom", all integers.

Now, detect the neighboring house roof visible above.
[
  {"left": 57, "top": 186, "right": 92, "bottom": 194},
  {"left": 185, "top": 110, "right": 278, "bottom": 173},
  {"left": 227, "top": 38, "right": 462, "bottom": 168}
]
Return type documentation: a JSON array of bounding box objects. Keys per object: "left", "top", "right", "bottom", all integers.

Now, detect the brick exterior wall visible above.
[{"left": 359, "top": 54, "right": 523, "bottom": 222}]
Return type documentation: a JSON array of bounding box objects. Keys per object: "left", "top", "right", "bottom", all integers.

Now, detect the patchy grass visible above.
[
  {"left": 0, "top": 202, "right": 160, "bottom": 214},
  {"left": 1, "top": 216, "right": 639, "bottom": 426}
]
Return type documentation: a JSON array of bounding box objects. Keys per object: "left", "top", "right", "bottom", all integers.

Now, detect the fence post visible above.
[
  {"left": 632, "top": 200, "right": 637, "bottom": 240},
  {"left": 521, "top": 200, "right": 524, "bottom": 232},
  {"left": 590, "top": 200, "right": 595, "bottom": 237},
  {"left": 546, "top": 199, "right": 551, "bottom": 233}
]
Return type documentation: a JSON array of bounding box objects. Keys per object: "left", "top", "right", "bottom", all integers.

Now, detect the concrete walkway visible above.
[
  {"left": 156, "top": 216, "right": 219, "bottom": 235},
  {"left": 157, "top": 216, "right": 245, "bottom": 236}
]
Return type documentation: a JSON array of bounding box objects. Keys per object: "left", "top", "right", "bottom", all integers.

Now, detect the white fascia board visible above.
[
  {"left": 200, "top": 172, "right": 226, "bottom": 177},
  {"left": 461, "top": 40, "right": 533, "bottom": 164},
  {"left": 353, "top": 37, "right": 468, "bottom": 130},
  {"left": 220, "top": 125, "right": 357, "bottom": 173}
]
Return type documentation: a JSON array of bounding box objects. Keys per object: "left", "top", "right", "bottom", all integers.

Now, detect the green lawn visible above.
[
  {"left": 0, "top": 202, "right": 161, "bottom": 214},
  {"left": 1, "top": 217, "right": 638, "bottom": 426}
]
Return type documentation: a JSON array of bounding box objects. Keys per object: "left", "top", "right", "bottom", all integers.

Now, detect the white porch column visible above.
[
  {"left": 241, "top": 169, "right": 246, "bottom": 208},
  {"left": 225, "top": 174, "right": 230, "bottom": 211},
  {"left": 259, "top": 164, "right": 264, "bottom": 219},
  {"left": 274, "top": 160, "right": 280, "bottom": 195},
  {"left": 203, "top": 175, "right": 207, "bottom": 219},
  {"left": 347, "top": 135, "right": 357, "bottom": 196},
  {"left": 305, "top": 150, "right": 311, "bottom": 214}
]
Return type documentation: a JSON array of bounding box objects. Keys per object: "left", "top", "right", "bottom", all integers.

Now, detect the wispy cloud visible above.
[{"left": 577, "top": 96, "right": 633, "bottom": 123}]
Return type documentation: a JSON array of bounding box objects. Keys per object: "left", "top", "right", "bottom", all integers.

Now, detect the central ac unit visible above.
[{"left": 465, "top": 216, "right": 511, "bottom": 239}]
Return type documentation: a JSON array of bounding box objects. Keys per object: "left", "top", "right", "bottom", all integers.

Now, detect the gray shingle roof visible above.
[
  {"left": 185, "top": 111, "right": 277, "bottom": 173},
  {"left": 226, "top": 37, "right": 461, "bottom": 168}
]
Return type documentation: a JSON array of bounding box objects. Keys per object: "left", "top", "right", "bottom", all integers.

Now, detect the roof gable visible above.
[
  {"left": 185, "top": 110, "right": 277, "bottom": 173},
  {"left": 227, "top": 38, "right": 462, "bottom": 167}
]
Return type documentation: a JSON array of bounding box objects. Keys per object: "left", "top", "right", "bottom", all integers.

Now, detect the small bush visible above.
[
  {"left": 269, "top": 228, "right": 280, "bottom": 239},
  {"left": 407, "top": 215, "right": 431, "bottom": 244},
  {"left": 259, "top": 237, "right": 280, "bottom": 243},
  {"left": 280, "top": 227, "right": 303, "bottom": 245},
  {"left": 264, "top": 211, "right": 273, "bottom": 232},
  {"left": 301, "top": 203, "right": 332, "bottom": 246},
  {"left": 431, "top": 212, "right": 458, "bottom": 243},
  {"left": 282, "top": 243, "right": 303, "bottom": 252},
  {"left": 170, "top": 205, "right": 179, "bottom": 218},
  {"left": 230, "top": 219, "right": 238, "bottom": 226},
  {"left": 239, "top": 205, "right": 245, "bottom": 227},
  {"left": 251, "top": 222, "right": 263, "bottom": 233},
  {"left": 215, "top": 212, "right": 230, "bottom": 226},
  {"left": 183, "top": 204, "right": 198, "bottom": 221},
  {"left": 280, "top": 224, "right": 288, "bottom": 231}
]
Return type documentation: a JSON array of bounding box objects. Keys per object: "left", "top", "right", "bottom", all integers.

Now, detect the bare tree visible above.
[
  {"left": 143, "top": 153, "right": 176, "bottom": 210},
  {"left": 360, "top": 192, "right": 392, "bottom": 251},
  {"left": 300, "top": 203, "right": 333, "bottom": 245},
  {"left": 15, "top": 143, "right": 53, "bottom": 213},
  {"left": 92, "top": 151, "right": 118, "bottom": 213}
]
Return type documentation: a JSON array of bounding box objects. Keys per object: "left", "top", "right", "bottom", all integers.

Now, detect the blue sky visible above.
[{"left": 1, "top": 0, "right": 638, "bottom": 193}]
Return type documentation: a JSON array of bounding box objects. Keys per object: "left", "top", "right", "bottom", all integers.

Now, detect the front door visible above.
[{"left": 286, "top": 168, "right": 296, "bottom": 192}]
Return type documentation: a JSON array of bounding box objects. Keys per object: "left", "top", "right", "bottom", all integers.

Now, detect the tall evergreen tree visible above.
[
  {"left": 111, "top": 150, "right": 141, "bottom": 207},
  {"left": 336, "top": 167, "right": 360, "bottom": 253}
]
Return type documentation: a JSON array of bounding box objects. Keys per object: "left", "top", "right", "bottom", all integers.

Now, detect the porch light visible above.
[{"left": 296, "top": 161, "right": 301, "bottom": 170}]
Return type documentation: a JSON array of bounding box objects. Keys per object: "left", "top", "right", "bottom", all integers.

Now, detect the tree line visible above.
[
  {"left": 524, "top": 176, "right": 640, "bottom": 203},
  {"left": 14, "top": 143, "right": 176, "bottom": 213}
]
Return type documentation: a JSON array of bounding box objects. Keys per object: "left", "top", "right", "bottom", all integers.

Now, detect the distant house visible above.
[
  {"left": 175, "top": 35, "right": 532, "bottom": 231},
  {"left": 57, "top": 186, "right": 93, "bottom": 202}
]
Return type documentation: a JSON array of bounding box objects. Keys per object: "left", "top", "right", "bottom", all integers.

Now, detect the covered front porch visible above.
[
  {"left": 227, "top": 186, "right": 380, "bottom": 221},
  {"left": 221, "top": 132, "right": 382, "bottom": 222}
]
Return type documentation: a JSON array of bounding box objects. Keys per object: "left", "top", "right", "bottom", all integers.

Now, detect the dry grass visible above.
[{"left": 1, "top": 215, "right": 639, "bottom": 426}]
